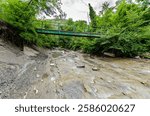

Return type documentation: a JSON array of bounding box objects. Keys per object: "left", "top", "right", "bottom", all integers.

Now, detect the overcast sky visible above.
[{"left": 61, "top": 0, "right": 117, "bottom": 22}]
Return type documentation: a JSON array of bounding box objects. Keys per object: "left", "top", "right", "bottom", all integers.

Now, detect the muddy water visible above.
[
  {"left": 0, "top": 41, "right": 150, "bottom": 99},
  {"left": 47, "top": 50, "right": 150, "bottom": 99}
]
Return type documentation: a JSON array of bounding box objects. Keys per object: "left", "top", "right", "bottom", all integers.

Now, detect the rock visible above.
[
  {"left": 107, "top": 81, "right": 111, "bottom": 83},
  {"left": 122, "top": 92, "right": 126, "bottom": 95},
  {"left": 139, "top": 70, "right": 150, "bottom": 75},
  {"left": 33, "top": 88, "right": 38, "bottom": 94},
  {"left": 34, "top": 67, "right": 37, "bottom": 71},
  {"left": 62, "top": 51, "right": 65, "bottom": 54},
  {"left": 90, "top": 77, "right": 96, "bottom": 84},
  {"left": 110, "top": 64, "right": 119, "bottom": 68},
  {"left": 140, "top": 82, "right": 149, "bottom": 87},
  {"left": 100, "top": 77, "right": 104, "bottom": 80},
  {"left": 23, "top": 92, "right": 28, "bottom": 99},
  {"left": 50, "top": 63, "right": 55, "bottom": 66},
  {"left": 92, "top": 67, "right": 99, "bottom": 71},
  {"left": 90, "top": 80, "right": 95, "bottom": 84},
  {"left": 141, "top": 82, "right": 145, "bottom": 84},
  {"left": 9, "top": 65, "right": 16, "bottom": 70},
  {"left": 135, "top": 56, "right": 141, "bottom": 59},
  {"left": 41, "top": 79, "right": 44, "bottom": 82},
  {"left": 84, "top": 84, "right": 92, "bottom": 93},
  {"left": 94, "top": 88, "right": 98, "bottom": 93},
  {"left": 0, "top": 91, "right": 2, "bottom": 95},
  {"left": 77, "top": 65, "right": 85, "bottom": 68},
  {"left": 59, "top": 82, "right": 63, "bottom": 87},
  {"left": 104, "top": 52, "right": 115, "bottom": 57},
  {"left": 36, "top": 74, "right": 40, "bottom": 78},
  {"left": 51, "top": 77, "right": 55, "bottom": 81}
]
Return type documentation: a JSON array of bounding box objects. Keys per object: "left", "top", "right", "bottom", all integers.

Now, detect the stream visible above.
[{"left": 0, "top": 40, "right": 150, "bottom": 99}]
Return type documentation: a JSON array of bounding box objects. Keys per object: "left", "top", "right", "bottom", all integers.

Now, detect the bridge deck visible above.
[{"left": 36, "top": 29, "right": 100, "bottom": 38}]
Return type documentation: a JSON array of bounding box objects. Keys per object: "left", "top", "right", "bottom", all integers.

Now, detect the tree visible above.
[
  {"left": 136, "top": 0, "right": 149, "bottom": 4},
  {"left": 87, "top": 0, "right": 150, "bottom": 57},
  {"left": 25, "top": 0, "right": 64, "bottom": 17},
  {"left": 136, "top": 0, "right": 150, "bottom": 7},
  {"left": 88, "top": 3, "right": 97, "bottom": 31},
  {"left": 116, "top": 0, "right": 123, "bottom": 6},
  {"left": 101, "top": 2, "right": 110, "bottom": 14},
  {"left": 0, "top": 0, "right": 65, "bottom": 43}
]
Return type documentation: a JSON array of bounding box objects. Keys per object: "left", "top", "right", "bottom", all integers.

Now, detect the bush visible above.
[{"left": 0, "top": 0, "right": 149, "bottom": 57}]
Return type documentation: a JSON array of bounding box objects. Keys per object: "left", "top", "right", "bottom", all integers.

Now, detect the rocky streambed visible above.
[{"left": 0, "top": 39, "right": 150, "bottom": 99}]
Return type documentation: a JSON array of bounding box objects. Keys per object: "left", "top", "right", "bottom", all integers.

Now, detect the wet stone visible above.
[
  {"left": 104, "top": 52, "right": 115, "bottom": 57},
  {"left": 107, "top": 80, "right": 112, "bottom": 83},
  {"left": 140, "top": 82, "right": 149, "bottom": 87},
  {"left": 33, "top": 88, "right": 38, "bottom": 94},
  {"left": 51, "top": 77, "right": 55, "bottom": 81},
  {"left": 122, "top": 92, "right": 126, "bottom": 95},
  {"left": 77, "top": 65, "right": 85, "bottom": 68},
  {"left": 110, "top": 64, "right": 119, "bottom": 68},
  {"left": 50, "top": 63, "right": 55, "bottom": 66},
  {"left": 100, "top": 77, "right": 104, "bottom": 80},
  {"left": 92, "top": 67, "right": 99, "bottom": 71},
  {"left": 90, "top": 80, "right": 95, "bottom": 84},
  {"left": 23, "top": 92, "right": 28, "bottom": 99},
  {"left": 59, "top": 82, "right": 63, "bottom": 87},
  {"left": 62, "top": 51, "right": 65, "bottom": 54},
  {"left": 135, "top": 56, "right": 141, "bottom": 59},
  {"left": 84, "top": 84, "right": 93, "bottom": 93},
  {"left": 9, "top": 65, "right": 16, "bottom": 70},
  {"left": 36, "top": 74, "right": 40, "bottom": 78},
  {"left": 141, "top": 82, "right": 145, "bottom": 85},
  {"left": 139, "top": 70, "right": 150, "bottom": 75}
]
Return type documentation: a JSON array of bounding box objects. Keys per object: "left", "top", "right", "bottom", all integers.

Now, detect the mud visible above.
[{"left": 0, "top": 39, "right": 150, "bottom": 99}]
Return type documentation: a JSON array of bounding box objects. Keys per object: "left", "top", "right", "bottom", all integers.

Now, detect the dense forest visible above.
[{"left": 0, "top": 0, "right": 150, "bottom": 57}]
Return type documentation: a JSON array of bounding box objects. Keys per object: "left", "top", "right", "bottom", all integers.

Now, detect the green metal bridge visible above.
[
  {"left": 36, "top": 29, "right": 100, "bottom": 38},
  {"left": 35, "top": 20, "right": 100, "bottom": 38}
]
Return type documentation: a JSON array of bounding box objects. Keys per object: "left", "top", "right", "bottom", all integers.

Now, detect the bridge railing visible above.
[{"left": 32, "top": 20, "right": 99, "bottom": 34}]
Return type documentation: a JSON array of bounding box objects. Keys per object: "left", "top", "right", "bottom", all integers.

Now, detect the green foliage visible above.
[
  {"left": 89, "top": 3, "right": 97, "bottom": 31},
  {"left": 36, "top": 35, "right": 59, "bottom": 48},
  {"left": 0, "top": 0, "right": 64, "bottom": 46},
  {"left": 74, "top": 20, "right": 88, "bottom": 32},
  {"left": 0, "top": 0, "right": 149, "bottom": 57},
  {"left": 0, "top": 0, "right": 36, "bottom": 30},
  {"left": 101, "top": 1, "right": 110, "bottom": 15},
  {"left": 90, "top": 0, "right": 150, "bottom": 57},
  {"left": 60, "top": 18, "right": 88, "bottom": 32}
]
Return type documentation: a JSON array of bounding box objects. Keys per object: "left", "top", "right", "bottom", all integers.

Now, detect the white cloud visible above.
[{"left": 61, "top": 0, "right": 117, "bottom": 21}]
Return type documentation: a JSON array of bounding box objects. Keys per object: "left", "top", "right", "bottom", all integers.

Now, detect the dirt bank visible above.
[{"left": 0, "top": 21, "right": 23, "bottom": 49}]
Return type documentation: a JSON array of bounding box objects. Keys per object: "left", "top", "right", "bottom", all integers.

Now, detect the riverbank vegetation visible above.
[{"left": 0, "top": 0, "right": 150, "bottom": 57}]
